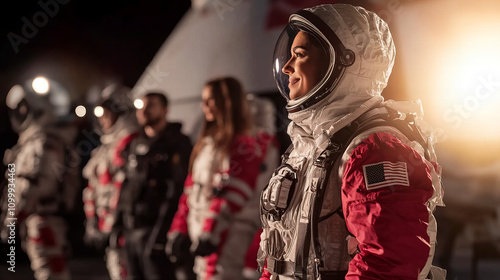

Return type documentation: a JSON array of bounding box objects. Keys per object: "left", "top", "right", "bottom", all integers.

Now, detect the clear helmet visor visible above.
[
  {"left": 89, "top": 84, "right": 134, "bottom": 135},
  {"left": 6, "top": 85, "right": 34, "bottom": 132},
  {"left": 8, "top": 99, "right": 31, "bottom": 133},
  {"left": 272, "top": 23, "right": 332, "bottom": 104},
  {"left": 90, "top": 99, "right": 131, "bottom": 135}
]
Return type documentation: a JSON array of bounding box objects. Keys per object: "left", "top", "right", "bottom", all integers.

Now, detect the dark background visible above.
[
  {"left": 1, "top": 0, "right": 192, "bottom": 160},
  {"left": 0, "top": 0, "right": 192, "bottom": 273}
]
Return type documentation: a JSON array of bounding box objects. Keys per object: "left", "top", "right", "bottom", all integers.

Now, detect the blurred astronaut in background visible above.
[
  {"left": 1, "top": 76, "right": 80, "bottom": 280},
  {"left": 82, "top": 84, "right": 139, "bottom": 280}
]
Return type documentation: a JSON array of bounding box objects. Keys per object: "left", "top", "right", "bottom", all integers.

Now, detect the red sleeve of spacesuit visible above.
[
  {"left": 112, "top": 132, "right": 139, "bottom": 167},
  {"left": 342, "top": 132, "right": 434, "bottom": 279},
  {"left": 109, "top": 132, "right": 138, "bottom": 212},
  {"left": 168, "top": 174, "right": 194, "bottom": 235},
  {"left": 202, "top": 135, "right": 261, "bottom": 237}
]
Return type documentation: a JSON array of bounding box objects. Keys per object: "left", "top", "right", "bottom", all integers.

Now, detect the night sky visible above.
[{"left": 0, "top": 0, "right": 191, "bottom": 158}]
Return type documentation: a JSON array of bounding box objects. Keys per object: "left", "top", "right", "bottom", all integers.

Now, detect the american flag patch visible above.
[{"left": 362, "top": 161, "right": 409, "bottom": 190}]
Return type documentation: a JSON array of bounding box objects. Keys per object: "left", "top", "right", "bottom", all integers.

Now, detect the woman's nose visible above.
[{"left": 282, "top": 57, "right": 294, "bottom": 75}]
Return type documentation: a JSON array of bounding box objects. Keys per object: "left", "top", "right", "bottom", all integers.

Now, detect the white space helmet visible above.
[
  {"left": 90, "top": 84, "right": 135, "bottom": 135},
  {"left": 6, "top": 76, "right": 72, "bottom": 132},
  {"left": 273, "top": 5, "right": 356, "bottom": 113}
]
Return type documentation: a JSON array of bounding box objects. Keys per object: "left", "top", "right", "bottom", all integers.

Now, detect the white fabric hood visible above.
[{"left": 287, "top": 4, "right": 396, "bottom": 144}]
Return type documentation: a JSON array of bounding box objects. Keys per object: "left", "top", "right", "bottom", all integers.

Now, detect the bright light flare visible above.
[
  {"left": 32, "top": 76, "right": 50, "bottom": 95},
  {"left": 134, "top": 98, "right": 144, "bottom": 109},
  {"left": 396, "top": 2, "right": 500, "bottom": 143},
  {"left": 436, "top": 35, "right": 500, "bottom": 102},
  {"left": 94, "top": 106, "right": 104, "bottom": 117},
  {"left": 75, "top": 105, "right": 86, "bottom": 117},
  {"left": 431, "top": 24, "right": 500, "bottom": 141}
]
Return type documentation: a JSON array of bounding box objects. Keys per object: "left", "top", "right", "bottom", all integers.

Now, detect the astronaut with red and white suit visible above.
[
  {"left": 82, "top": 84, "right": 138, "bottom": 280},
  {"left": 1, "top": 77, "right": 79, "bottom": 280},
  {"left": 167, "top": 77, "right": 263, "bottom": 280},
  {"left": 258, "top": 4, "right": 445, "bottom": 280}
]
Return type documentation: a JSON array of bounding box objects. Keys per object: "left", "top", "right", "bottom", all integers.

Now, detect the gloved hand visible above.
[
  {"left": 346, "top": 235, "right": 360, "bottom": 258},
  {"left": 191, "top": 236, "right": 218, "bottom": 257},
  {"left": 166, "top": 232, "right": 192, "bottom": 264},
  {"left": 83, "top": 218, "right": 109, "bottom": 249}
]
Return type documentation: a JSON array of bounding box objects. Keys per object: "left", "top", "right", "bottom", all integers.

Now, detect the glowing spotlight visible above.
[
  {"left": 395, "top": 3, "right": 500, "bottom": 142},
  {"left": 75, "top": 105, "right": 87, "bottom": 118},
  {"left": 430, "top": 25, "right": 500, "bottom": 141},
  {"left": 32, "top": 76, "right": 50, "bottom": 95},
  {"left": 94, "top": 106, "right": 104, "bottom": 117},
  {"left": 134, "top": 98, "right": 144, "bottom": 109}
]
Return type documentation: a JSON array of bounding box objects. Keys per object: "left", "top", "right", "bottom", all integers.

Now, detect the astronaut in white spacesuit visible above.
[{"left": 1, "top": 76, "right": 79, "bottom": 280}]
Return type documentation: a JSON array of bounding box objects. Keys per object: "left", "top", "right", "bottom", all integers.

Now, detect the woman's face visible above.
[
  {"left": 202, "top": 86, "right": 217, "bottom": 122},
  {"left": 99, "top": 107, "right": 117, "bottom": 132},
  {"left": 282, "top": 31, "right": 328, "bottom": 100}
]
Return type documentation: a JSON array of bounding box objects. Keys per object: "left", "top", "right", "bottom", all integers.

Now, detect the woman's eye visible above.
[{"left": 294, "top": 52, "right": 305, "bottom": 58}]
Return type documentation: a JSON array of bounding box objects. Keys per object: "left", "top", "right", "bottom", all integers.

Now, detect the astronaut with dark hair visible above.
[
  {"left": 259, "top": 4, "right": 445, "bottom": 280},
  {"left": 116, "top": 92, "right": 193, "bottom": 280}
]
